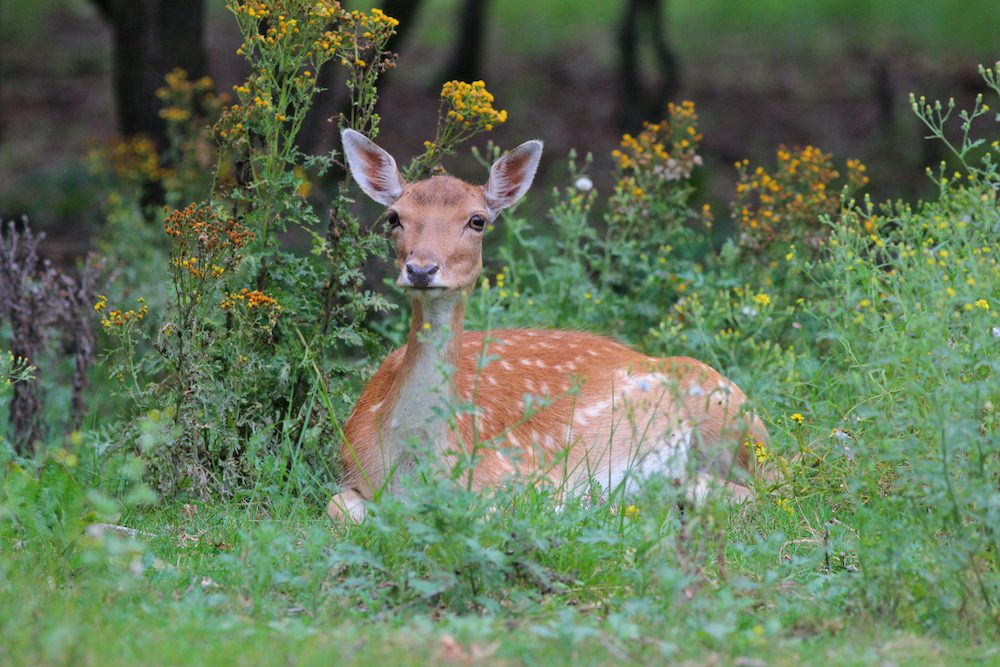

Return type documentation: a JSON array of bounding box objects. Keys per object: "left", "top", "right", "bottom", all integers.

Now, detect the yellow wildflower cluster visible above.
[
  {"left": 612, "top": 100, "right": 703, "bottom": 201},
  {"left": 96, "top": 296, "right": 148, "bottom": 330},
  {"left": 221, "top": 288, "right": 282, "bottom": 312},
  {"left": 614, "top": 101, "right": 702, "bottom": 177},
  {"left": 156, "top": 68, "right": 224, "bottom": 127},
  {"left": 733, "top": 145, "right": 869, "bottom": 250},
  {"left": 88, "top": 135, "right": 160, "bottom": 185},
  {"left": 225, "top": 1, "right": 398, "bottom": 140},
  {"left": 774, "top": 497, "right": 794, "bottom": 516},
  {"left": 212, "top": 103, "right": 253, "bottom": 147},
  {"left": 415, "top": 80, "right": 507, "bottom": 171},
  {"left": 479, "top": 266, "right": 530, "bottom": 303},
  {"left": 230, "top": 1, "right": 397, "bottom": 67},
  {"left": 751, "top": 440, "right": 769, "bottom": 464},
  {"left": 441, "top": 80, "right": 507, "bottom": 132},
  {"left": 318, "top": 8, "right": 399, "bottom": 65},
  {"left": 164, "top": 203, "right": 254, "bottom": 281}
]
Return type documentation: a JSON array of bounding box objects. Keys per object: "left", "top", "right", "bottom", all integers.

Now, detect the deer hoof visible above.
[{"left": 326, "top": 491, "right": 367, "bottom": 523}]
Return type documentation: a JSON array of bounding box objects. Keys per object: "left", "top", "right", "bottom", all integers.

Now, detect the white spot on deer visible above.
[
  {"left": 587, "top": 349, "right": 598, "bottom": 357},
  {"left": 524, "top": 378, "right": 535, "bottom": 393},
  {"left": 600, "top": 425, "right": 693, "bottom": 494},
  {"left": 369, "top": 400, "right": 383, "bottom": 414},
  {"left": 500, "top": 360, "right": 513, "bottom": 371},
  {"left": 581, "top": 401, "right": 611, "bottom": 420},
  {"left": 533, "top": 359, "right": 546, "bottom": 368},
  {"left": 634, "top": 376, "right": 654, "bottom": 392},
  {"left": 574, "top": 412, "right": 590, "bottom": 427},
  {"left": 520, "top": 359, "right": 533, "bottom": 367},
  {"left": 688, "top": 383, "right": 704, "bottom": 397},
  {"left": 486, "top": 375, "right": 498, "bottom": 386},
  {"left": 539, "top": 382, "right": 549, "bottom": 395}
]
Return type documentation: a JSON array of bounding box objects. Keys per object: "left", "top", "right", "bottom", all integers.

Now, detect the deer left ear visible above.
[
  {"left": 484, "top": 140, "right": 543, "bottom": 219},
  {"left": 341, "top": 129, "right": 406, "bottom": 206}
]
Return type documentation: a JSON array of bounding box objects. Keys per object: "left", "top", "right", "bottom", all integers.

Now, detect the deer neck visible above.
[
  {"left": 402, "top": 291, "right": 466, "bottom": 382},
  {"left": 380, "top": 291, "right": 465, "bottom": 477}
]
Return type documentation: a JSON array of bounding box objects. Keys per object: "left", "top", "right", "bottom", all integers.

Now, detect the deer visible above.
[{"left": 327, "top": 129, "right": 771, "bottom": 523}]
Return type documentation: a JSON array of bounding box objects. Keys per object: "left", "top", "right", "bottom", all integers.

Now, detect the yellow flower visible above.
[
  {"left": 624, "top": 504, "right": 640, "bottom": 519},
  {"left": 439, "top": 80, "right": 506, "bottom": 133},
  {"left": 775, "top": 497, "right": 794, "bottom": 516},
  {"left": 753, "top": 292, "right": 771, "bottom": 307},
  {"left": 790, "top": 413, "right": 804, "bottom": 425},
  {"left": 974, "top": 298, "right": 990, "bottom": 310}
]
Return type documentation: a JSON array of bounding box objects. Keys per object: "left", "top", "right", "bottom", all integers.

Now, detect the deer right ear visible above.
[
  {"left": 484, "top": 140, "right": 543, "bottom": 219},
  {"left": 341, "top": 129, "right": 405, "bottom": 206}
]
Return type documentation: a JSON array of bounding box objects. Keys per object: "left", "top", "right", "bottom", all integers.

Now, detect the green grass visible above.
[{"left": 1, "top": 499, "right": 994, "bottom": 667}]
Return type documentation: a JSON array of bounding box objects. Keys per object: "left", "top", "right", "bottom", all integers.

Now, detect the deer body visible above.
[{"left": 328, "top": 131, "right": 768, "bottom": 523}]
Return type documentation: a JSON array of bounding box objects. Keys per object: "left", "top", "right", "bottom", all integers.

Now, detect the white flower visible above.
[
  {"left": 574, "top": 176, "right": 593, "bottom": 192},
  {"left": 993, "top": 326, "right": 1000, "bottom": 339},
  {"left": 740, "top": 306, "right": 758, "bottom": 318}
]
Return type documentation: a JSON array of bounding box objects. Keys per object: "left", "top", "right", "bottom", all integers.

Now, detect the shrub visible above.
[{"left": 90, "top": 1, "right": 509, "bottom": 498}]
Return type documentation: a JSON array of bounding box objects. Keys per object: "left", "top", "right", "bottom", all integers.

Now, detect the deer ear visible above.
[
  {"left": 341, "top": 129, "right": 405, "bottom": 206},
  {"left": 484, "top": 140, "right": 543, "bottom": 219}
]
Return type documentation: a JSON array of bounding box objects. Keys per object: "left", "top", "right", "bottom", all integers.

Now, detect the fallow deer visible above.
[{"left": 327, "top": 129, "right": 770, "bottom": 522}]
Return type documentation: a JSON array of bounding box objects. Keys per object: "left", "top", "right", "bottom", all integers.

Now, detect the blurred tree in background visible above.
[
  {"left": 88, "top": 0, "right": 208, "bottom": 148},
  {"left": 618, "top": 0, "right": 680, "bottom": 129}
]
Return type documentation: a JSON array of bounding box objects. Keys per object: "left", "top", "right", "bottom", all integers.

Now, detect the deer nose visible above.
[{"left": 405, "top": 262, "right": 439, "bottom": 288}]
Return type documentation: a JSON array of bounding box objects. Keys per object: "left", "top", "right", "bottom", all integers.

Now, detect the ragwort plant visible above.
[{"left": 92, "top": 1, "right": 511, "bottom": 498}]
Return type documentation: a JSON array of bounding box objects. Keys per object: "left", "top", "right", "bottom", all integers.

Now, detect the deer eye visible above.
[
  {"left": 387, "top": 211, "right": 401, "bottom": 231},
  {"left": 467, "top": 214, "right": 487, "bottom": 232}
]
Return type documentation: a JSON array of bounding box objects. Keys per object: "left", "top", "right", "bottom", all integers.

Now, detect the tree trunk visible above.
[
  {"left": 618, "top": 0, "right": 680, "bottom": 130},
  {"left": 92, "top": 0, "right": 208, "bottom": 147},
  {"left": 439, "top": 0, "right": 490, "bottom": 84}
]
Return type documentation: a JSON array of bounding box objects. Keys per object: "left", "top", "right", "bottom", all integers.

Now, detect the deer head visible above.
[{"left": 341, "top": 129, "right": 542, "bottom": 295}]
